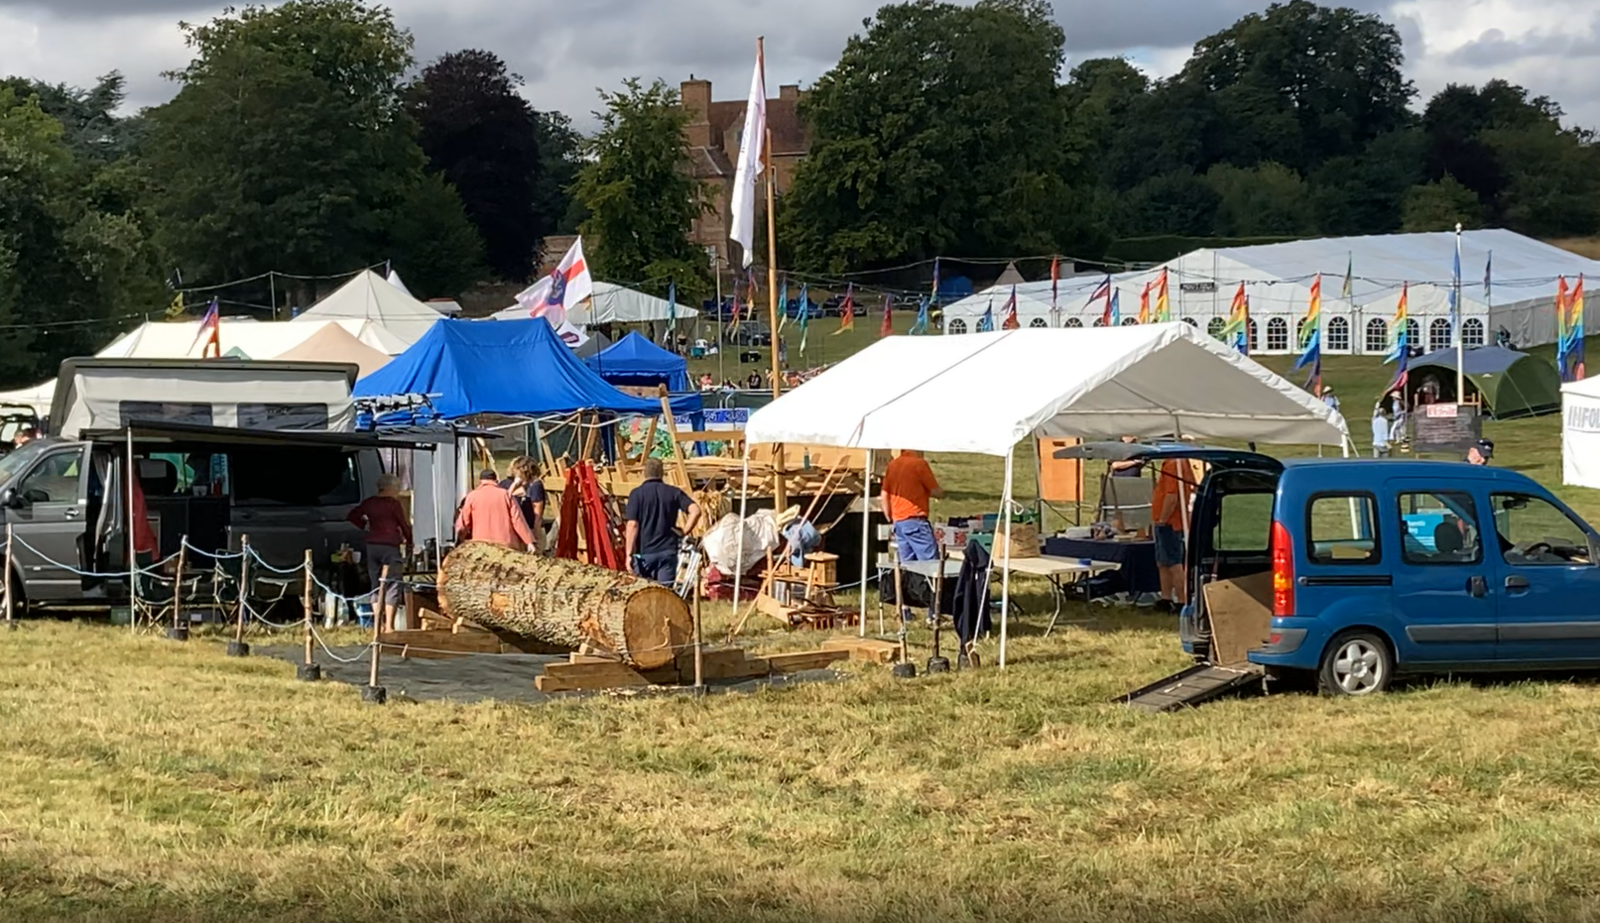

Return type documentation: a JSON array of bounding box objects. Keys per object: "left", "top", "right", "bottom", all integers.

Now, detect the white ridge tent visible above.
[
  {"left": 490, "top": 281, "right": 699, "bottom": 325},
  {"left": 294, "top": 270, "right": 446, "bottom": 343},
  {"left": 1561, "top": 377, "right": 1600, "bottom": 488},
  {"left": 742, "top": 322, "right": 1351, "bottom": 667}
]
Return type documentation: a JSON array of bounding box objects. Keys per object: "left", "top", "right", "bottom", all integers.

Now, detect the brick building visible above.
[{"left": 680, "top": 77, "right": 809, "bottom": 271}]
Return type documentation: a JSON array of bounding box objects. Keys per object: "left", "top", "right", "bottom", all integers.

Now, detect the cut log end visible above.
[{"left": 622, "top": 585, "right": 693, "bottom": 670}]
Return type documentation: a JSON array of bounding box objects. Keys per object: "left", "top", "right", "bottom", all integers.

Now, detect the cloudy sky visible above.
[{"left": 2, "top": 0, "right": 1598, "bottom": 130}]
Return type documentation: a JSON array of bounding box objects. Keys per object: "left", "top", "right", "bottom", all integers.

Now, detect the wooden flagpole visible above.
[{"left": 761, "top": 36, "right": 788, "bottom": 514}]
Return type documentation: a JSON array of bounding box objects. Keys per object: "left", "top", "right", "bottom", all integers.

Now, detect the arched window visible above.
[
  {"left": 1328, "top": 316, "right": 1351, "bottom": 351},
  {"left": 1065, "top": 317, "right": 1083, "bottom": 328},
  {"left": 948, "top": 319, "right": 968, "bottom": 335},
  {"left": 1248, "top": 319, "right": 1260, "bottom": 352},
  {"left": 1365, "top": 318, "right": 1388, "bottom": 354},
  {"left": 1120, "top": 316, "right": 1139, "bottom": 326},
  {"left": 1429, "top": 318, "right": 1452, "bottom": 353},
  {"left": 1405, "top": 318, "right": 1421, "bottom": 350},
  {"left": 1463, "top": 317, "right": 1485, "bottom": 347},
  {"left": 1028, "top": 317, "right": 1048, "bottom": 328},
  {"left": 1183, "top": 317, "right": 1198, "bottom": 327},
  {"left": 1207, "top": 317, "right": 1227, "bottom": 340},
  {"left": 1266, "top": 317, "right": 1289, "bottom": 352}
]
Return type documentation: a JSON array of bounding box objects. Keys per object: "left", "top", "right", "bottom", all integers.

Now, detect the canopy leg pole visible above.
[
  {"left": 998, "top": 449, "right": 1015, "bottom": 670},
  {"left": 127, "top": 427, "right": 136, "bottom": 635},
  {"left": 859, "top": 449, "right": 872, "bottom": 637},
  {"left": 732, "top": 451, "right": 750, "bottom": 630}
]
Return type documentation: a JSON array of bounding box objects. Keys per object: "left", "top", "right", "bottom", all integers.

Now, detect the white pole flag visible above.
[
  {"left": 729, "top": 40, "right": 767, "bottom": 268},
  {"left": 515, "top": 237, "right": 593, "bottom": 329}
]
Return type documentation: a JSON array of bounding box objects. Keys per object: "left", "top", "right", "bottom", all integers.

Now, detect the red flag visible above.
[
  {"left": 1001, "top": 285, "right": 1020, "bottom": 330},
  {"left": 879, "top": 293, "right": 893, "bottom": 337},
  {"left": 834, "top": 283, "right": 855, "bottom": 335},
  {"left": 1049, "top": 256, "right": 1060, "bottom": 324}
]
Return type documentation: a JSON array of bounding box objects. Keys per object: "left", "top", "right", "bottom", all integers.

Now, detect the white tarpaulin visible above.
[
  {"left": 293, "top": 270, "right": 444, "bottom": 343},
  {"left": 745, "top": 323, "right": 1350, "bottom": 454},
  {"left": 490, "top": 281, "right": 700, "bottom": 325},
  {"left": 1562, "top": 377, "right": 1600, "bottom": 488},
  {"left": 100, "top": 316, "right": 411, "bottom": 359},
  {"left": 0, "top": 380, "right": 57, "bottom": 416}
]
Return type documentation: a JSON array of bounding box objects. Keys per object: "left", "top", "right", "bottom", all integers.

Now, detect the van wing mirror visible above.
[
  {"left": 0, "top": 487, "right": 14, "bottom": 509},
  {"left": 1589, "top": 533, "right": 1600, "bottom": 565}
]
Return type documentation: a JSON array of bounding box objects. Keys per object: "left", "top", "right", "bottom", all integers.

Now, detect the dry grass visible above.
[{"left": 8, "top": 350, "right": 1600, "bottom": 922}]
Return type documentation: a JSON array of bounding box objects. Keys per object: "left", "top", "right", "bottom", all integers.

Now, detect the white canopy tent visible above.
[
  {"left": 742, "top": 323, "right": 1351, "bottom": 667},
  {"left": 1562, "top": 377, "right": 1600, "bottom": 488},
  {"left": 489, "top": 281, "right": 699, "bottom": 324},
  {"left": 293, "top": 270, "right": 445, "bottom": 343}
]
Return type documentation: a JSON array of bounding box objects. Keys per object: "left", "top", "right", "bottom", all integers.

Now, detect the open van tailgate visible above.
[{"left": 1119, "top": 663, "right": 1265, "bottom": 713}]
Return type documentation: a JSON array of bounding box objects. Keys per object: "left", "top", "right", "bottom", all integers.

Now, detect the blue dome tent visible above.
[{"left": 584, "top": 331, "right": 691, "bottom": 392}]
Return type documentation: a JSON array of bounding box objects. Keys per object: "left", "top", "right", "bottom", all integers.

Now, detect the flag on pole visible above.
[
  {"left": 1560, "top": 275, "right": 1586, "bottom": 381},
  {"left": 930, "top": 257, "right": 941, "bottom": 304},
  {"left": 880, "top": 293, "right": 894, "bottom": 337},
  {"left": 911, "top": 295, "right": 930, "bottom": 335},
  {"left": 666, "top": 280, "right": 677, "bottom": 328},
  {"left": 1137, "top": 282, "right": 1151, "bottom": 324},
  {"left": 167, "top": 291, "right": 184, "bottom": 319},
  {"left": 515, "top": 237, "right": 593, "bottom": 347},
  {"left": 1385, "top": 342, "right": 1410, "bottom": 394},
  {"left": 1292, "top": 275, "right": 1322, "bottom": 394},
  {"left": 776, "top": 275, "right": 788, "bottom": 333},
  {"left": 1484, "top": 253, "right": 1493, "bottom": 299},
  {"left": 1574, "top": 274, "right": 1587, "bottom": 381},
  {"left": 1385, "top": 283, "right": 1410, "bottom": 364},
  {"left": 1448, "top": 235, "right": 1462, "bottom": 328},
  {"left": 1106, "top": 288, "right": 1121, "bottom": 327},
  {"left": 1154, "top": 268, "right": 1170, "bottom": 322},
  {"left": 729, "top": 42, "right": 766, "bottom": 268},
  {"left": 1090, "top": 275, "right": 1112, "bottom": 325},
  {"left": 978, "top": 298, "right": 995, "bottom": 333},
  {"left": 1049, "top": 256, "right": 1061, "bottom": 327},
  {"left": 190, "top": 297, "right": 221, "bottom": 358},
  {"left": 834, "top": 283, "right": 854, "bottom": 335},
  {"left": 797, "top": 283, "right": 809, "bottom": 355},
  {"left": 1001, "top": 285, "right": 1020, "bottom": 330},
  {"left": 1340, "top": 254, "right": 1353, "bottom": 301},
  {"left": 1221, "top": 283, "right": 1248, "bottom": 355}
]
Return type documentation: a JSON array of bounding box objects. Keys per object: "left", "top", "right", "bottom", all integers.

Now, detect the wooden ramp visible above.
[{"left": 1119, "top": 663, "right": 1264, "bottom": 713}]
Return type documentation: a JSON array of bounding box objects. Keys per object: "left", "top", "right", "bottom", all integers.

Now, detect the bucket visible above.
[{"left": 356, "top": 602, "right": 374, "bottom": 629}]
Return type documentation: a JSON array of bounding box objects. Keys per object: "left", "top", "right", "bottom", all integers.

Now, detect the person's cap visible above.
[
  {"left": 1475, "top": 439, "right": 1494, "bottom": 458},
  {"left": 1322, "top": 385, "right": 1334, "bottom": 392},
  {"left": 479, "top": 468, "right": 498, "bottom": 481}
]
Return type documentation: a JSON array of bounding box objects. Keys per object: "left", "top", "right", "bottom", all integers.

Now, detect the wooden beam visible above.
[
  {"left": 763, "top": 649, "right": 850, "bottom": 673},
  {"left": 535, "top": 661, "right": 651, "bottom": 693}
]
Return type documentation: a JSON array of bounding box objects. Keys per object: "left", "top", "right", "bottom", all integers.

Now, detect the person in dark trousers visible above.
[
  {"left": 624, "top": 458, "right": 703, "bottom": 583},
  {"left": 347, "top": 473, "right": 413, "bottom": 628}
]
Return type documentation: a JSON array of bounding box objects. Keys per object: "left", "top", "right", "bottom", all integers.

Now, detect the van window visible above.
[
  {"left": 1306, "top": 493, "right": 1379, "bottom": 564},
  {"left": 1398, "top": 491, "right": 1481, "bottom": 565},
  {"left": 1491, "top": 493, "right": 1591, "bottom": 565},
  {"left": 238, "top": 403, "right": 330, "bottom": 431},
  {"left": 231, "top": 448, "right": 360, "bottom": 506},
  {"left": 1214, "top": 491, "right": 1272, "bottom": 552},
  {"left": 119, "top": 401, "right": 214, "bottom": 427},
  {"left": 18, "top": 451, "right": 82, "bottom": 503}
]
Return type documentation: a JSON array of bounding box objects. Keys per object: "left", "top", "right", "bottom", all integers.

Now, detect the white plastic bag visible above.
[{"left": 702, "top": 510, "right": 781, "bottom": 575}]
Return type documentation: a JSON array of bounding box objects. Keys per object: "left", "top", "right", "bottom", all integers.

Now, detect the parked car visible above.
[
  {"left": 0, "top": 403, "right": 41, "bottom": 456},
  {"left": 1067, "top": 443, "right": 1600, "bottom": 696}
]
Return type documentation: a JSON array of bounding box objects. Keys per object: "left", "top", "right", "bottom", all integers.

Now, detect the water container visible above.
[{"left": 356, "top": 602, "right": 374, "bottom": 629}]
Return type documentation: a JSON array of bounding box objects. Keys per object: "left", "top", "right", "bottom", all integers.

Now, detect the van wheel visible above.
[{"left": 1319, "top": 631, "right": 1392, "bottom": 696}]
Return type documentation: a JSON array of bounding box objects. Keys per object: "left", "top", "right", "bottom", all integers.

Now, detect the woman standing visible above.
[
  {"left": 501, "top": 456, "right": 547, "bottom": 555},
  {"left": 347, "top": 473, "right": 412, "bottom": 629}
]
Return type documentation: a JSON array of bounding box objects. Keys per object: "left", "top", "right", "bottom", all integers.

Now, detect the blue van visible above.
[{"left": 1071, "top": 444, "right": 1600, "bottom": 695}]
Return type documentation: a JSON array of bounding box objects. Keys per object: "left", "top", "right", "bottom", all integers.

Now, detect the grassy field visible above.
[{"left": 9, "top": 338, "right": 1600, "bottom": 922}]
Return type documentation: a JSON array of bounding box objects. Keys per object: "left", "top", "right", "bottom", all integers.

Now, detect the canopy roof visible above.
[
  {"left": 585, "top": 331, "right": 690, "bottom": 391},
  {"left": 294, "top": 270, "right": 445, "bottom": 343},
  {"left": 1408, "top": 345, "right": 1561, "bottom": 419},
  {"left": 352, "top": 318, "right": 690, "bottom": 418},
  {"left": 745, "top": 323, "right": 1349, "bottom": 455},
  {"left": 99, "top": 316, "right": 410, "bottom": 359},
  {"left": 276, "top": 322, "right": 393, "bottom": 378},
  {"left": 490, "top": 281, "right": 698, "bottom": 324}
]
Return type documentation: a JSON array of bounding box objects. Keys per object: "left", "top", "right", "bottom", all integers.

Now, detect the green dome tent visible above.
[{"left": 1401, "top": 346, "right": 1560, "bottom": 419}]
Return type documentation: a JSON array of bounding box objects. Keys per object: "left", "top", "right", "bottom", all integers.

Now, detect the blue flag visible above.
[
  {"left": 797, "top": 283, "right": 809, "bottom": 355},
  {"left": 911, "top": 295, "right": 930, "bottom": 335},
  {"left": 978, "top": 298, "right": 995, "bottom": 332},
  {"left": 666, "top": 279, "right": 676, "bottom": 328},
  {"left": 776, "top": 276, "right": 788, "bottom": 333}
]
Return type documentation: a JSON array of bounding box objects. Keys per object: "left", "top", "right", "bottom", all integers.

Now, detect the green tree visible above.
[
  {"left": 783, "top": 0, "right": 1094, "bottom": 272},
  {"left": 533, "top": 110, "right": 585, "bottom": 237},
  {"left": 1483, "top": 124, "right": 1600, "bottom": 237},
  {"left": 1179, "top": 1, "right": 1415, "bottom": 173},
  {"left": 1307, "top": 129, "right": 1425, "bottom": 235},
  {"left": 1205, "top": 162, "right": 1314, "bottom": 236},
  {"left": 1119, "top": 171, "right": 1220, "bottom": 236},
  {"left": 1400, "top": 175, "right": 1486, "bottom": 232},
  {"left": 406, "top": 50, "right": 541, "bottom": 280},
  {"left": 144, "top": 0, "right": 482, "bottom": 300},
  {"left": 571, "top": 78, "right": 710, "bottom": 299},
  {"left": 0, "top": 72, "right": 143, "bottom": 162}
]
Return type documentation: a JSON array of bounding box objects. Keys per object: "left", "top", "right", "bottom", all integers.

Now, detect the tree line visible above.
[{"left": 2, "top": 0, "right": 1597, "bottom": 387}]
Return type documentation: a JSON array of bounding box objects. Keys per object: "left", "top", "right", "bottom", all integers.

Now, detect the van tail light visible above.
[{"left": 1270, "top": 520, "right": 1294, "bottom": 617}]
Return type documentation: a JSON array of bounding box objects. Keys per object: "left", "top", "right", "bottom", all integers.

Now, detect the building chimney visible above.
[
  {"left": 681, "top": 78, "right": 713, "bottom": 149},
  {"left": 779, "top": 84, "right": 800, "bottom": 103}
]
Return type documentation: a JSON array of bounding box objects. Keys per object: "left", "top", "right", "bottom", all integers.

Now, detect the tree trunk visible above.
[{"left": 436, "top": 541, "right": 690, "bottom": 670}]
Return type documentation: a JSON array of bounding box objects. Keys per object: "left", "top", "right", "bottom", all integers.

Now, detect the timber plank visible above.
[
  {"left": 821, "top": 637, "right": 900, "bottom": 664},
  {"left": 763, "top": 649, "right": 850, "bottom": 674},
  {"left": 536, "top": 662, "right": 651, "bottom": 693}
]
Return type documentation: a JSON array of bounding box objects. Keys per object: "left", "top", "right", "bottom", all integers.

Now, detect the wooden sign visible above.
[
  {"left": 1413, "top": 403, "right": 1481, "bottom": 453},
  {"left": 1037, "top": 437, "right": 1084, "bottom": 502}
]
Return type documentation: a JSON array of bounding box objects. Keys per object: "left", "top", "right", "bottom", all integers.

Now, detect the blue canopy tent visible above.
[
  {"left": 354, "top": 319, "right": 700, "bottom": 417},
  {"left": 585, "top": 331, "right": 691, "bottom": 392}
]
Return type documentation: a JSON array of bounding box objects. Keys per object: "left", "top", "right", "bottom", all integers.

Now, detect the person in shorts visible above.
[
  {"left": 1149, "top": 458, "right": 1196, "bottom": 612},
  {"left": 881, "top": 449, "right": 944, "bottom": 621}
]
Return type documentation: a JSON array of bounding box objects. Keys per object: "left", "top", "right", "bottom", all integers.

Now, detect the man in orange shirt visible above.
[
  {"left": 455, "top": 469, "right": 535, "bottom": 551},
  {"left": 881, "top": 449, "right": 944, "bottom": 620},
  {"left": 1149, "top": 458, "right": 1197, "bottom": 610}
]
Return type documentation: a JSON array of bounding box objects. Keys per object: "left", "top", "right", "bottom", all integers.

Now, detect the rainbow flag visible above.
[
  {"left": 1559, "top": 275, "right": 1586, "bottom": 381},
  {"left": 1106, "top": 288, "right": 1120, "bottom": 327},
  {"left": 1155, "top": 268, "right": 1170, "bottom": 322},
  {"left": 1385, "top": 283, "right": 1409, "bottom": 364},
  {"left": 1137, "top": 282, "right": 1151, "bottom": 324},
  {"left": 1001, "top": 285, "right": 1020, "bottom": 330},
  {"left": 879, "top": 293, "right": 893, "bottom": 337},
  {"left": 1221, "top": 283, "right": 1248, "bottom": 355},
  {"left": 1291, "top": 274, "right": 1322, "bottom": 393},
  {"left": 834, "top": 283, "right": 854, "bottom": 335}
]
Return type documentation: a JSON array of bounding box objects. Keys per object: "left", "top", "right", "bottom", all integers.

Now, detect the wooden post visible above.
[
  {"left": 365, "top": 564, "right": 388, "bottom": 702},
  {"left": 760, "top": 55, "right": 788, "bottom": 516},
  {"left": 234, "top": 534, "right": 251, "bottom": 645},
  {"left": 692, "top": 577, "right": 705, "bottom": 691},
  {"left": 302, "top": 549, "right": 314, "bottom": 665},
  {"left": 3, "top": 521, "right": 13, "bottom": 630},
  {"left": 893, "top": 553, "right": 907, "bottom": 665},
  {"left": 657, "top": 387, "right": 692, "bottom": 493}
]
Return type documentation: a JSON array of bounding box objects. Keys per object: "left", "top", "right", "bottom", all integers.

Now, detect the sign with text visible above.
[{"left": 1413, "top": 402, "right": 1481, "bottom": 453}]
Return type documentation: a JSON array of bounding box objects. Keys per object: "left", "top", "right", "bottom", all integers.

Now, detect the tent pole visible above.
[
  {"left": 859, "top": 448, "right": 872, "bottom": 637},
  {"left": 733, "top": 450, "right": 750, "bottom": 625},
  {"left": 1455, "top": 224, "right": 1466, "bottom": 405},
  {"left": 998, "top": 449, "right": 1014, "bottom": 670},
  {"left": 127, "top": 427, "right": 136, "bottom": 635}
]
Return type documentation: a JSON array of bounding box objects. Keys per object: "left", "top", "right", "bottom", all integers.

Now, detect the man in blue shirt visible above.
[{"left": 624, "top": 458, "right": 703, "bottom": 583}]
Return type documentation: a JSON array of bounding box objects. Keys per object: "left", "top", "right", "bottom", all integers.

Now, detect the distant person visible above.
[
  {"left": 1109, "top": 435, "right": 1143, "bottom": 478},
  {"left": 455, "top": 468, "right": 534, "bottom": 551},
  {"left": 12, "top": 425, "right": 35, "bottom": 449},
  {"left": 347, "top": 473, "right": 412, "bottom": 627},
  {"left": 1371, "top": 405, "right": 1391, "bottom": 458},
  {"left": 699, "top": 373, "right": 715, "bottom": 391},
  {"left": 745, "top": 371, "right": 762, "bottom": 390},
  {"left": 881, "top": 449, "right": 944, "bottom": 621},
  {"left": 624, "top": 458, "right": 703, "bottom": 583},
  {"left": 1320, "top": 386, "right": 1340, "bottom": 412},
  {"left": 1150, "top": 458, "right": 1197, "bottom": 611},
  {"left": 1387, "top": 390, "right": 1407, "bottom": 445},
  {"left": 1466, "top": 438, "right": 1494, "bottom": 466},
  {"left": 500, "top": 455, "right": 547, "bottom": 554}
]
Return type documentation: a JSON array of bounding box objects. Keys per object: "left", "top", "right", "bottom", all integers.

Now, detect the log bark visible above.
[{"left": 436, "top": 542, "right": 691, "bottom": 670}]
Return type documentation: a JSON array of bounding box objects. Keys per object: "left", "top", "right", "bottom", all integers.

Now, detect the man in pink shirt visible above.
[{"left": 455, "top": 469, "right": 534, "bottom": 551}]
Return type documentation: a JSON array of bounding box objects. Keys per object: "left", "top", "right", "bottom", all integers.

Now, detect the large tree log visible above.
[{"left": 436, "top": 542, "right": 691, "bottom": 670}]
